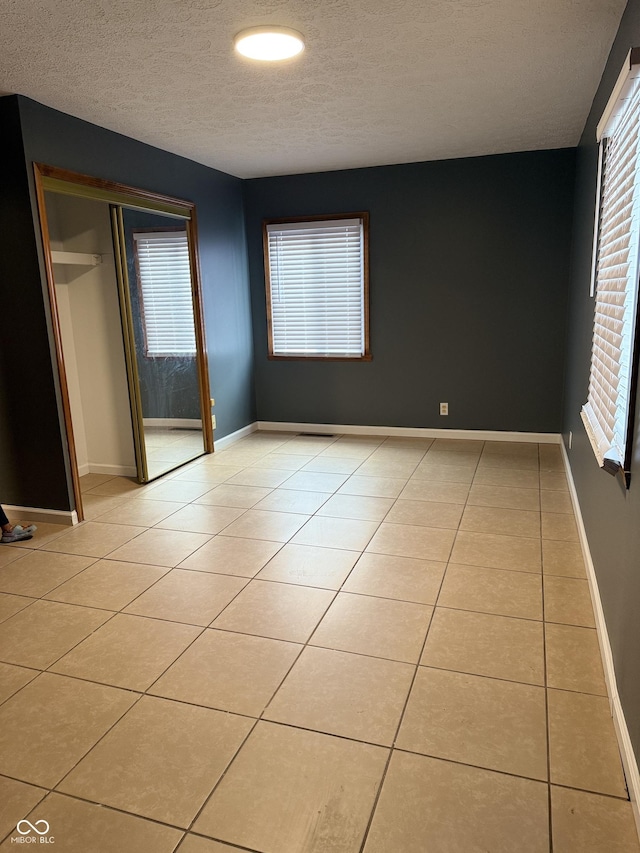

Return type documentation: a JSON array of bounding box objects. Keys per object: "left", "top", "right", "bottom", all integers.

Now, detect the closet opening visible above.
[{"left": 34, "top": 164, "right": 214, "bottom": 522}]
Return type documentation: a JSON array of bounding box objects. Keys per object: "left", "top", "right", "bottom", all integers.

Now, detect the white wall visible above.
[
  {"left": 47, "top": 194, "right": 136, "bottom": 476},
  {"left": 54, "top": 283, "right": 90, "bottom": 472}
]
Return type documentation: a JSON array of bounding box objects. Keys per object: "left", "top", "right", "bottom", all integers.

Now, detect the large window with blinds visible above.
[
  {"left": 582, "top": 49, "right": 640, "bottom": 483},
  {"left": 263, "top": 214, "right": 370, "bottom": 359},
  {"left": 133, "top": 229, "right": 197, "bottom": 357}
]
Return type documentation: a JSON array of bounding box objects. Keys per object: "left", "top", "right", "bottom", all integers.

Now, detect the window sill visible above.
[{"left": 267, "top": 354, "right": 372, "bottom": 362}]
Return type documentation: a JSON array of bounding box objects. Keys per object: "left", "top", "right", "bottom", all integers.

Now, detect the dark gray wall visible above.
[
  {"left": 0, "top": 97, "right": 71, "bottom": 509},
  {"left": 563, "top": 0, "right": 640, "bottom": 763},
  {"left": 244, "top": 150, "right": 576, "bottom": 432},
  {"left": 0, "top": 95, "right": 255, "bottom": 511}
]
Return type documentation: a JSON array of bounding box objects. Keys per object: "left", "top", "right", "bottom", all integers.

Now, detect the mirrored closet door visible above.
[{"left": 35, "top": 165, "right": 213, "bottom": 519}]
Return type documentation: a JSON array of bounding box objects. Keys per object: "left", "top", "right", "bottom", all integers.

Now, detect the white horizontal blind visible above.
[
  {"left": 582, "top": 77, "right": 640, "bottom": 469},
  {"left": 134, "top": 231, "right": 197, "bottom": 357},
  {"left": 266, "top": 218, "right": 365, "bottom": 357}
]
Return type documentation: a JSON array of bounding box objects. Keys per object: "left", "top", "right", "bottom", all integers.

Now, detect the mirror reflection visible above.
[{"left": 121, "top": 207, "right": 206, "bottom": 480}]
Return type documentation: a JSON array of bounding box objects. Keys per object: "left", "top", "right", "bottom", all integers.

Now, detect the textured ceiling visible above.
[{"left": 0, "top": 0, "right": 627, "bottom": 178}]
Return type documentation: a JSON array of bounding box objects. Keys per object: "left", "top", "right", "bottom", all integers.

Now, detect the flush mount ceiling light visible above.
[{"left": 234, "top": 26, "right": 305, "bottom": 61}]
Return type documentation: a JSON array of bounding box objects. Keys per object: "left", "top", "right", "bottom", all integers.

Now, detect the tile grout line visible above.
[
  {"left": 0, "top": 436, "right": 604, "bottom": 849},
  {"left": 7, "top": 788, "right": 195, "bottom": 849},
  {"left": 356, "top": 438, "right": 480, "bottom": 853},
  {"left": 0, "top": 480, "right": 284, "bottom": 825},
  {"left": 0, "top": 552, "right": 104, "bottom": 606},
  {"left": 180, "top": 434, "right": 367, "bottom": 839},
  {"left": 183, "top": 432, "right": 432, "bottom": 847},
  {"left": 0, "top": 433, "right": 329, "bottom": 844},
  {"left": 0, "top": 581, "right": 598, "bottom": 697},
  {"left": 0, "top": 729, "right": 632, "bottom": 853}
]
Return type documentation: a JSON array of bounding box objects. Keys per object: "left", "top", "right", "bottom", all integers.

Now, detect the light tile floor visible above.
[{"left": 0, "top": 433, "right": 638, "bottom": 852}]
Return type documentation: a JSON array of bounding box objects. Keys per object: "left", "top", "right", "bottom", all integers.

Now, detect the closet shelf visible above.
[{"left": 51, "top": 251, "right": 102, "bottom": 266}]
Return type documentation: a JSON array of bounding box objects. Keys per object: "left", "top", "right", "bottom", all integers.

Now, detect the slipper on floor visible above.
[{"left": 1, "top": 530, "right": 33, "bottom": 543}]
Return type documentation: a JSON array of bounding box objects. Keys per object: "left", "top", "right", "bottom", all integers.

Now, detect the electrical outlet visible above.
[
  {"left": 569, "top": 430, "right": 573, "bottom": 450},
  {"left": 440, "top": 402, "right": 448, "bottom": 416},
  {"left": 211, "top": 414, "right": 216, "bottom": 430}
]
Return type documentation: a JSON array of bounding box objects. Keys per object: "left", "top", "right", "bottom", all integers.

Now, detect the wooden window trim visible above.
[{"left": 263, "top": 212, "right": 371, "bottom": 361}]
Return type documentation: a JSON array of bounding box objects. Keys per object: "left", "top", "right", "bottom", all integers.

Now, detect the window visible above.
[
  {"left": 264, "top": 213, "right": 370, "bottom": 359},
  {"left": 582, "top": 49, "right": 640, "bottom": 483},
  {"left": 133, "top": 229, "right": 197, "bottom": 357}
]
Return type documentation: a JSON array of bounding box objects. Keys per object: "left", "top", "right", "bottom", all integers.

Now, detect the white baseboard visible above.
[
  {"left": 77, "top": 463, "right": 138, "bottom": 478},
  {"left": 214, "top": 422, "right": 258, "bottom": 451},
  {"left": 142, "top": 418, "right": 202, "bottom": 429},
  {"left": 561, "top": 442, "right": 640, "bottom": 839},
  {"left": 257, "top": 421, "right": 562, "bottom": 444},
  {"left": 3, "top": 505, "right": 78, "bottom": 526}
]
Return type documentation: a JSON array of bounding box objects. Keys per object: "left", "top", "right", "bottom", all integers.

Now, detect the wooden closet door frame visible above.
[{"left": 33, "top": 163, "right": 214, "bottom": 521}]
